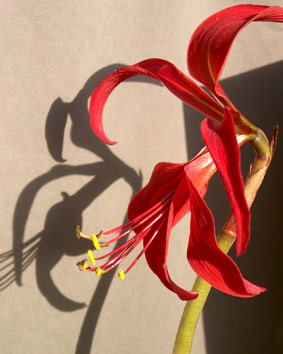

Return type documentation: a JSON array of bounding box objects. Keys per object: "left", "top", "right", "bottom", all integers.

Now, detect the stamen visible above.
[
  {"left": 96, "top": 267, "right": 103, "bottom": 276},
  {"left": 92, "top": 235, "right": 101, "bottom": 250},
  {"left": 76, "top": 225, "right": 90, "bottom": 240},
  {"left": 95, "top": 235, "right": 138, "bottom": 262},
  {"left": 103, "top": 191, "right": 174, "bottom": 237},
  {"left": 99, "top": 228, "right": 132, "bottom": 246},
  {"left": 87, "top": 250, "right": 96, "bottom": 265},
  {"left": 99, "top": 210, "right": 164, "bottom": 250},
  {"left": 102, "top": 237, "right": 139, "bottom": 271},
  {"left": 76, "top": 259, "right": 88, "bottom": 271},
  {"left": 95, "top": 212, "right": 164, "bottom": 270},
  {"left": 97, "top": 231, "right": 104, "bottom": 238},
  {"left": 76, "top": 226, "right": 104, "bottom": 250},
  {"left": 118, "top": 269, "right": 125, "bottom": 280},
  {"left": 124, "top": 226, "right": 161, "bottom": 274},
  {"left": 76, "top": 191, "right": 174, "bottom": 278},
  {"left": 99, "top": 221, "right": 156, "bottom": 275}
]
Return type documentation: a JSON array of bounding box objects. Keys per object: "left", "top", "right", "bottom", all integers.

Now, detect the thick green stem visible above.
[
  {"left": 173, "top": 232, "right": 234, "bottom": 354},
  {"left": 249, "top": 128, "right": 271, "bottom": 173},
  {"left": 173, "top": 127, "right": 277, "bottom": 354}
]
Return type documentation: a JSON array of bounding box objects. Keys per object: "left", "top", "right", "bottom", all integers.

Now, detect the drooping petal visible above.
[
  {"left": 187, "top": 4, "right": 283, "bottom": 110},
  {"left": 187, "top": 176, "right": 265, "bottom": 297},
  {"left": 201, "top": 107, "right": 249, "bottom": 255},
  {"left": 89, "top": 58, "right": 223, "bottom": 144},
  {"left": 127, "top": 152, "right": 217, "bottom": 300},
  {"left": 142, "top": 177, "right": 198, "bottom": 301},
  {"left": 127, "top": 163, "right": 190, "bottom": 300}
]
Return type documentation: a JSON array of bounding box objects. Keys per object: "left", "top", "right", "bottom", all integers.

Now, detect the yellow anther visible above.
[
  {"left": 96, "top": 267, "right": 103, "bottom": 277},
  {"left": 118, "top": 269, "right": 125, "bottom": 280},
  {"left": 76, "top": 259, "right": 88, "bottom": 271},
  {"left": 92, "top": 234, "right": 101, "bottom": 250},
  {"left": 82, "top": 263, "right": 88, "bottom": 270},
  {"left": 87, "top": 250, "right": 96, "bottom": 265}
]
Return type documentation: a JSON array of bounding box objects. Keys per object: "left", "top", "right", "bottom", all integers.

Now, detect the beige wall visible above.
[{"left": 1, "top": 1, "right": 282, "bottom": 353}]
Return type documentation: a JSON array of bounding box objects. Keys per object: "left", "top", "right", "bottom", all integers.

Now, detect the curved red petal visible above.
[
  {"left": 127, "top": 163, "right": 197, "bottom": 300},
  {"left": 127, "top": 152, "right": 216, "bottom": 300},
  {"left": 187, "top": 176, "right": 265, "bottom": 297},
  {"left": 128, "top": 149, "right": 216, "bottom": 224},
  {"left": 128, "top": 162, "right": 186, "bottom": 222},
  {"left": 184, "top": 148, "right": 216, "bottom": 191},
  {"left": 142, "top": 179, "right": 198, "bottom": 301},
  {"left": 201, "top": 108, "right": 250, "bottom": 255},
  {"left": 89, "top": 58, "right": 223, "bottom": 144},
  {"left": 187, "top": 5, "right": 283, "bottom": 108}
]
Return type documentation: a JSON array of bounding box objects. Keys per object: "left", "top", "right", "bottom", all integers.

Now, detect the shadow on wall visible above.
[
  {"left": 1, "top": 59, "right": 282, "bottom": 354},
  {"left": 184, "top": 61, "right": 283, "bottom": 354},
  {"left": 0, "top": 65, "right": 161, "bottom": 354}
]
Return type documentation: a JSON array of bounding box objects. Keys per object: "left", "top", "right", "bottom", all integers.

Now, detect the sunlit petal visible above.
[
  {"left": 201, "top": 107, "right": 250, "bottom": 255},
  {"left": 90, "top": 58, "right": 223, "bottom": 144},
  {"left": 187, "top": 176, "right": 265, "bottom": 297}
]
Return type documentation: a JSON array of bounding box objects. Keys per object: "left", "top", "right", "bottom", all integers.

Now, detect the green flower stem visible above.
[
  {"left": 173, "top": 232, "right": 234, "bottom": 354},
  {"left": 173, "top": 127, "right": 277, "bottom": 354},
  {"left": 249, "top": 128, "right": 271, "bottom": 174}
]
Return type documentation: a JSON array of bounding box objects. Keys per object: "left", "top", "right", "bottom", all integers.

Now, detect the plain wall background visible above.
[{"left": 1, "top": 1, "right": 282, "bottom": 353}]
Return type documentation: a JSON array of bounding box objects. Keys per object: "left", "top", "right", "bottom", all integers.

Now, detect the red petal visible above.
[
  {"left": 127, "top": 152, "right": 216, "bottom": 300},
  {"left": 89, "top": 58, "right": 223, "bottom": 144},
  {"left": 188, "top": 5, "right": 283, "bottom": 108},
  {"left": 127, "top": 162, "right": 198, "bottom": 300},
  {"left": 201, "top": 108, "right": 249, "bottom": 255},
  {"left": 128, "top": 149, "right": 216, "bottom": 226},
  {"left": 184, "top": 148, "right": 216, "bottom": 193},
  {"left": 187, "top": 176, "right": 265, "bottom": 297},
  {"left": 142, "top": 178, "right": 198, "bottom": 301},
  {"left": 128, "top": 162, "right": 186, "bottom": 222}
]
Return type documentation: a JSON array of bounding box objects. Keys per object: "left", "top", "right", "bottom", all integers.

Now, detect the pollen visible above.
[
  {"left": 76, "top": 259, "right": 88, "bottom": 271},
  {"left": 118, "top": 269, "right": 125, "bottom": 280},
  {"left": 87, "top": 250, "right": 96, "bottom": 265},
  {"left": 96, "top": 267, "right": 103, "bottom": 276},
  {"left": 92, "top": 235, "right": 101, "bottom": 250},
  {"left": 76, "top": 192, "right": 172, "bottom": 281}
]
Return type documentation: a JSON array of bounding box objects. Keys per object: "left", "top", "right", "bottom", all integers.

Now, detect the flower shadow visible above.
[{"left": 0, "top": 64, "right": 161, "bottom": 353}]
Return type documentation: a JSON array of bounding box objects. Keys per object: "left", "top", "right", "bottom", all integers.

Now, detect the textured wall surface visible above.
[{"left": 1, "top": 1, "right": 282, "bottom": 353}]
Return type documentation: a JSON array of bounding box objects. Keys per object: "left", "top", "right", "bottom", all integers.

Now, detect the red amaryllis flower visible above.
[
  {"left": 77, "top": 109, "right": 264, "bottom": 299},
  {"left": 89, "top": 4, "right": 283, "bottom": 254},
  {"left": 77, "top": 5, "right": 283, "bottom": 299}
]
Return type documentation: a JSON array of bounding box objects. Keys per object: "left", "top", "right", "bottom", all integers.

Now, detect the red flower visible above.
[
  {"left": 77, "top": 109, "right": 264, "bottom": 299},
  {"left": 78, "top": 141, "right": 218, "bottom": 300},
  {"left": 78, "top": 5, "right": 283, "bottom": 299}
]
